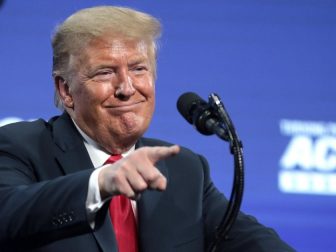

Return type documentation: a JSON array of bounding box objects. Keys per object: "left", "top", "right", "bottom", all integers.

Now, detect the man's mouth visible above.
[{"left": 106, "top": 100, "right": 145, "bottom": 112}]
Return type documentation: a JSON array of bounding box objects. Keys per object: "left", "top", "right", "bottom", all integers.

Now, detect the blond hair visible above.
[{"left": 52, "top": 6, "right": 161, "bottom": 109}]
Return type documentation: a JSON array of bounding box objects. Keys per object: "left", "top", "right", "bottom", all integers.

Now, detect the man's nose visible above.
[{"left": 114, "top": 70, "right": 136, "bottom": 100}]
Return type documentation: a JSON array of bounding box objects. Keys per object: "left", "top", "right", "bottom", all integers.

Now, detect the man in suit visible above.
[{"left": 0, "top": 6, "right": 295, "bottom": 252}]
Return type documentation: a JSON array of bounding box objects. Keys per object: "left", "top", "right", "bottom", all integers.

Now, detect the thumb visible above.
[{"left": 147, "top": 145, "right": 180, "bottom": 164}]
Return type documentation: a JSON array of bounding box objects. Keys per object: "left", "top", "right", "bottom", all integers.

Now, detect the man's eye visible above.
[
  {"left": 132, "top": 66, "right": 147, "bottom": 73},
  {"left": 92, "top": 71, "right": 114, "bottom": 82},
  {"left": 98, "top": 71, "right": 113, "bottom": 76}
]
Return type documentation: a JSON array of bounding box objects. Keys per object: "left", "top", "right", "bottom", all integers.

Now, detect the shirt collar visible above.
[{"left": 72, "top": 119, "right": 135, "bottom": 168}]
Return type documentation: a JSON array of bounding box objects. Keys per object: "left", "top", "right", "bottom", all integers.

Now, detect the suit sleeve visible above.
[
  {"left": 199, "top": 155, "right": 296, "bottom": 252},
  {"left": 0, "top": 127, "right": 93, "bottom": 249}
]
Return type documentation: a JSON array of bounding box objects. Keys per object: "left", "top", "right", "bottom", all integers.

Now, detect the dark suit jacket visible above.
[{"left": 0, "top": 113, "right": 295, "bottom": 251}]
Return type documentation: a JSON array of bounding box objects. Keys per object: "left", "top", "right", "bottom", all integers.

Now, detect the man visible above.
[{"left": 0, "top": 6, "right": 295, "bottom": 252}]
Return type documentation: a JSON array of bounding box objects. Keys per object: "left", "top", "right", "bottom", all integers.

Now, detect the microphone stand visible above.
[{"left": 206, "top": 93, "right": 244, "bottom": 252}]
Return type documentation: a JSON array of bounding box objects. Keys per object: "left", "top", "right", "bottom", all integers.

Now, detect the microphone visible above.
[
  {"left": 178, "top": 92, "right": 244, "bottom": 251},
  {"left": 177, "top": 92, "right": 228, "bottom": 140}
]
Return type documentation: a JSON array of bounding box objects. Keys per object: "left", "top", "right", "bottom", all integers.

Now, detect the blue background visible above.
[{"left": 1, "top": 0, "right": 335, "bottom": 251}]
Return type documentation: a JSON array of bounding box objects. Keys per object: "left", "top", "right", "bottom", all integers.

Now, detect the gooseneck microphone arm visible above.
[
  {"left": 207, "top": 93, "right": 244, "bottom": 252},
  {"left": 177, "top": 92, "right": 244, "bottom": 252}
]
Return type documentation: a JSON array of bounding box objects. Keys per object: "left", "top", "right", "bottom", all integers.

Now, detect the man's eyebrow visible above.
[{"left": 128, "top": 56, "right": 148, "bottom": 65}]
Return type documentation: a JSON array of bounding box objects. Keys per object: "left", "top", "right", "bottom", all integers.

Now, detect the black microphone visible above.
[
  {"left": 177, "top": 92, "right": 228, "bottom": 140},
  {"left": 178, "top": 92, "right": 244, "bottom": 251}
]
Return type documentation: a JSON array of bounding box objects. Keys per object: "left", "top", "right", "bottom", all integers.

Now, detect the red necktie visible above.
[{"left": 105, "top": 155, "right": 138, "bottom": 252}]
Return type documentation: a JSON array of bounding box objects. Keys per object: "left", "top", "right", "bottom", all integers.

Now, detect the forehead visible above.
[
  {"left": 81, "top": 37, "right": 149, "bottom": 62},
  {"left": 67, "top": 35, "right": 154, "bottom": 76}
]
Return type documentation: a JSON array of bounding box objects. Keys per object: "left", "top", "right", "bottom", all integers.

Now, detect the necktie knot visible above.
[{"left": 105, "top": 154, "right": 122, "bottom": 164}]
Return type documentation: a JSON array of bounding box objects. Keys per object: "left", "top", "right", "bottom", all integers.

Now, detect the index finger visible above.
[{"left": 146, "top": 145, "right": 180, "bottom": 164}]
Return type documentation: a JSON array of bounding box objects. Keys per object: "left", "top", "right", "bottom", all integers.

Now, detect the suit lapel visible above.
[
  {"left": 92, "top": 204, "right": 118, "bottom": 252},
  {"left": 51, "top": 113, "right": 94, "bottom": 174},
  {"left": 51, "top": 113, "right": 117, "bottom": 251}
]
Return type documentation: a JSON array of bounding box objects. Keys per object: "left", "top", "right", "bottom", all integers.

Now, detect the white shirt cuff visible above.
[{"left": 86, "top": 165, "right": 110, "bottom": 229}]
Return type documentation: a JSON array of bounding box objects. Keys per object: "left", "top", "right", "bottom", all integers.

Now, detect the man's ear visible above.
[{"left": 54, "top": 76, "right": 74, "bottom": 109}]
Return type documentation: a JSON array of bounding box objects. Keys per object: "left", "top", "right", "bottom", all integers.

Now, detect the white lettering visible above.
[
  {"left": 280, "top": 119, "right": 336, "bottom": 136},
  {"left": 280, "top": 135, "right": 336, "bottom": 172},
  {"left": 279, "top": 119, "right": 336, "bottom": 196},
  {"left": 314, "top": 136, "right": 336, "bottom": 171},
  {"left": 279, "top": 171, "right": 336, "bottom": 195},
  {"left": 280, "top": 135, "right": 315, "bottom": 170}
]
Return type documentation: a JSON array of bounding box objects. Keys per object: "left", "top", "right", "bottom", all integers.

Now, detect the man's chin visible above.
[
  {"left": 118, "top": 113, "right": 147, "bottom": 133},
  {"left": 104, "top": 132, "right": 142, "bottom": 154}
]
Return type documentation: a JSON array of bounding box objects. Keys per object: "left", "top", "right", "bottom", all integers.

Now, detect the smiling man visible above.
[
  {"left": 57, "top": 38, "right": 155, "bottom": 154},
  {"left": 0, "top": 6, "right": 295, "bottom": 252}
]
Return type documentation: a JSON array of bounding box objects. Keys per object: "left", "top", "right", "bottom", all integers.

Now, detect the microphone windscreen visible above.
[{"left": 177, "top": 92, "right": 203, "bottom": 124}]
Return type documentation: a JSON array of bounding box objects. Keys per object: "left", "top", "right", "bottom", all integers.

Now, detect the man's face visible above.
[{"left": 61, "top": 36, "right": 155, "bottom": 153}]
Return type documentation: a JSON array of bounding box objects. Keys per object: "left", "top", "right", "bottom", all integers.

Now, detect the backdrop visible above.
[{"left": 1, "top": 0, "right": 335, "bottom": 251}]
